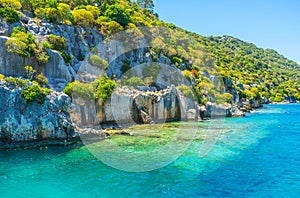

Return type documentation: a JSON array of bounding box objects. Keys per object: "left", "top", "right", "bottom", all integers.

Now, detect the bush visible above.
[
  {"left": 72, "top": 9, "right": 94, "bottom": 27},
  {"left": 22, "top": 85, "right": 51, "bottom": 104},
  {"left": 59, "top": 51, "right": 72, "bottom": 64},
  {"left": 177, "top": 85, "right": 194, "bottom": 99},
  {"left": 0, "top": 7, "right": 19, "bottom": 23},
  {"left": 47, "top": 34, "right": 67, "bottom": 51},
  {"left": 124, "top": 77, "right": 145, "bottom": 88},
  {"left": 142, "top": 63, "right": 161, "bottom": 79},
  {"left": 94, "top": 75, "right": 116, "bottom": 104},
  {"left": 3, "top": 77, "right": 29, "bottom": 87},
  {"left": 99, "top": 21, "right": 124, "bottom": 37},
  {"left": 35, "top": 73, "right": 48, "bottom": 85},
  {"left": 121, "top": 59, "right": 131, "bottom": 73},
  {"left": 36, "top": 51, "right": 50, "bottom": 64},
  {"left": 0, "top": 73, "right": 4, "bottom": 79},
  {"left": 6, "top": 38, "right": 29, "bottom": 57},
  {"left": 0, "top": 0, "right": 22, "bottom": 10},
  {"left": 105, "top": 5, "right": 130, "bottom": 27},
  {"left": 63, "top": 81, "right": 94, "bottom": 101},
  {"left": 88, "top": 55, "right": 108, "bottom": 69}
]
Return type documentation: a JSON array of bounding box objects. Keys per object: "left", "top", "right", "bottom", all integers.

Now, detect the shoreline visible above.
[{"left": 1, "top": 102, "right": 298, "bottom": 150}]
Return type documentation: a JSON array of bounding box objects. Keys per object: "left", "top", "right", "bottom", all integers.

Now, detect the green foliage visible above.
[
  {"left": 88, "top": 55, "right": 108, "bottom": 69},
  {"left": 47, "top": 34, "right": 67, "bottom": 51},
  {"left": 124, "top": 76, "right": 145, "bottom": 88},
  {"left": 177, "top": 85, "right": 194, "bottom": 99},
  {"left": 63, "top": 81, "right": 94, "bottom": 100},
  {"left": 137, "top": 0, "right": 154, "bottom": 11},
  {"left": 98, "top": 21, "right": 124, "bottom": 36},
  {"left": 121, "top": 59, "right": 131, "bottom": 74},
  {"left": 6, "top": 27, "right": 50, "bottom": 63},
  {"left": 21, "top": 84, "right": 51, "bottom": 104},
  {"left": 0, "top": 7, "right": 19, "bottom": 23},
  {"left": 24, "top": 65, "right": 36, "bottom": 80},
  {"left": 142, "top": 63, "right": 161, "bottom": 79},
  {"left": 35, "top": 73, "right": 48, "bottom": 85},
  {"left": 72, "top": 9, "right": 94, "bottom": 27},
  {"left": 59, "top": 51, "right": 72, "bottom": 64},
  {"left": 105, "top": 4, "right": 130, "bottom": 26},
  {"left": 94, "top": 75, "right": 116, "bottom": 103},
  {"left": 3, "top": 77, "right": 29, "bottom": 87},
  {"left": 0, "top": 0, "right": 22, "bottom": 10}
]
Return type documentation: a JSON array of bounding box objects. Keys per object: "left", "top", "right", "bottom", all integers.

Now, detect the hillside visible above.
[{"left": 0, "top": 0, "right": 299, "bottom": 105}]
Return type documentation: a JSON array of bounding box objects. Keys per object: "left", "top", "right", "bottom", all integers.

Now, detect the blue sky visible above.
[{"left": 153, "top": 0, "right": 300, "bottom": 64}]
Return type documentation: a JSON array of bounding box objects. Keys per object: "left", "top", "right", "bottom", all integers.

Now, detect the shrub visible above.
[
  {"left": 24, "top": 65, "right": 36, "bottom": 80},
  {"left": 36, "top": 51, "right": 50, "bottom": 64},
  {"left": 0, "top": 73, "right": 4, "bottom": 79},
  {"left": 59, "top": 51, "right": 72, "bottom": 64},
  {"left": 94, "top": 75, "right": 116, "bottom": 104},
  {"left": 142, "top": 63, "right": 161, "bottom": 79},
  {"left": 99, "top": 21, "right": 124, "bottom": 37},
  {"left": 105, "top": 5, "right": 130, "bottom": 26},
  {"left": 121, "top": 59, "right": 131, "bottom": 73},
  {"left": 177, "top": 85, "right": 194, "bottom": 99},
  {"left": 124, "top": 77, "right": 145, "bottom": 88},
  {"left": 47, "top": 34, "right": 67, "bottom": 51},
  {"left": 6, "top": 38, "right": 29, "bottom": 57},
  {"left": 35, "top": 73, "right": 48, "bottom": 85},
  {"left": 223, "top": 93, "right": 233, "bottom": 103},
  {"left": 0, "top": 7, "right": 19, "bottom": 23},
  {"left": 0, "top": 0, "right": 22, "bottom": 10},
  {"left": 22, "top": 85, "right": 51, "bottom": 104},
  {"left": 88, "top": 55, "right": 108, "bottom": 69},
  {"left": 72, "top": 9, "right": 94, "bottom": 27},
  {"left": 63, "top": 81, "right": 94, "bottom": 101},
  {"left": 3, "top": 77, "right": 29, "bottom": 87}
]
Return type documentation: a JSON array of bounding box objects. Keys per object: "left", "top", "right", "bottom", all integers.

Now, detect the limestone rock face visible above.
[
  {"left": 0, "top": 81, "right": 74, "bottom": 147},
  {"left": 0, "top": 36, "right": 73, "bottom": 91},
  {"left": 71, "top": 86, "right": 199, "bottom": 127}
]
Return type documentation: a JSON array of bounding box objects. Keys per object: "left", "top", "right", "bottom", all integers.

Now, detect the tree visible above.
[
  {"left": 72, "top": 9, "right": 94, "bottom": 27},
  {"left": 105, "top": 4, "right": 130, "bottom": 26},
  {"left": 99, "top": 21, "right": 123, "bottom": 37},
  {"left": 0, "top": 0, "right": 22, "bottom": 10},
  {"left": 57, "top": 3, "right": 71, "bottom": 23},
  {"left": 137, "top": 0, "right": 154, "bottom": 11}
]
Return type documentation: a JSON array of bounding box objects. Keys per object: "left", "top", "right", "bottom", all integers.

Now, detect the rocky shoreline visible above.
[{"left": 0, "top": 79, "right": 269, "bottom": 149}]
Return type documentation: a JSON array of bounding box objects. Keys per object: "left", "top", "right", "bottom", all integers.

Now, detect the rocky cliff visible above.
[
  {"left": 0, "top": 80, "right": 74, "bottom": 148},
  {"left": 71, "top": 86, "right": 198, "bottom": 128}
]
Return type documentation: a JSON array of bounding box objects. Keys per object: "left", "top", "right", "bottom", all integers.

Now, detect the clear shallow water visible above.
[{"left": 1, "top": 104, "right": 300, "bottom": 197}]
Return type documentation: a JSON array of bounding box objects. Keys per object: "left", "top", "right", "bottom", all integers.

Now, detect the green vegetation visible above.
[
  {"left": 6, "top": 27, "right": 50, "bottom": 64},
  {"left": 64, "top": 75, "right": 116, "bottom": 104},
  {"left": 177, "top": 85, "right": 194, "bottom": 99},
  {"left": 21, "top": 84, "right": 51, "bottom": 104},
  {"left": 1, "top": 73, "right": 51, "bottom": 104},
  {"left": 124, "top": 76, "right": 145, "bottom": 88},
  {"left": 88, "top": 55, "right": 109, "bottom": 69},
  {"left": 42, "top": 34, "right": 71, "bottom": 64},
  {"left": 0, "top": 0, "right": 21, "bottom": 23},
  {"left": 4, "top": 0, "right": 300, "bottom": 104},
  {"left": 94, "top": 75, "right": 116, "bottom": 103}
]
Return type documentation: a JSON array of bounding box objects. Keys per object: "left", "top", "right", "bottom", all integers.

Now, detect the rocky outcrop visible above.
[
  {"left": 0, "top": 16, "right": 102, "bottom": 91},
  {"left": 71, "top": 86, "right": 199, "bottom": 128},
  {"left": 0, "top": 81, "right": 75, "bottom": 148}
]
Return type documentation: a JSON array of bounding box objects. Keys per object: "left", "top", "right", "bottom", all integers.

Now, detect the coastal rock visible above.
[
  {"left": 0, "top": 81, "right": 75, "bottom": 147},
  {"left": 71, "top": 86, "right": 198, "bottom": 126}
]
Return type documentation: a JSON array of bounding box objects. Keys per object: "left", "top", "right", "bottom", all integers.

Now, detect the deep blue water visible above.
[{"left": 0, "top": 104, "right": 300, "bottom": 197}]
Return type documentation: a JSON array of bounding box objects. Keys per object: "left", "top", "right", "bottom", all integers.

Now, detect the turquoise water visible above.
[{"left": 1, "top": 104, "right": 300, "bottom": 197}]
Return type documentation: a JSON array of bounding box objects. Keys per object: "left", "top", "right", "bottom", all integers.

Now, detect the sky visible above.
[{"left": 153, "top": 0, "right": 300, "bottom": 64}]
